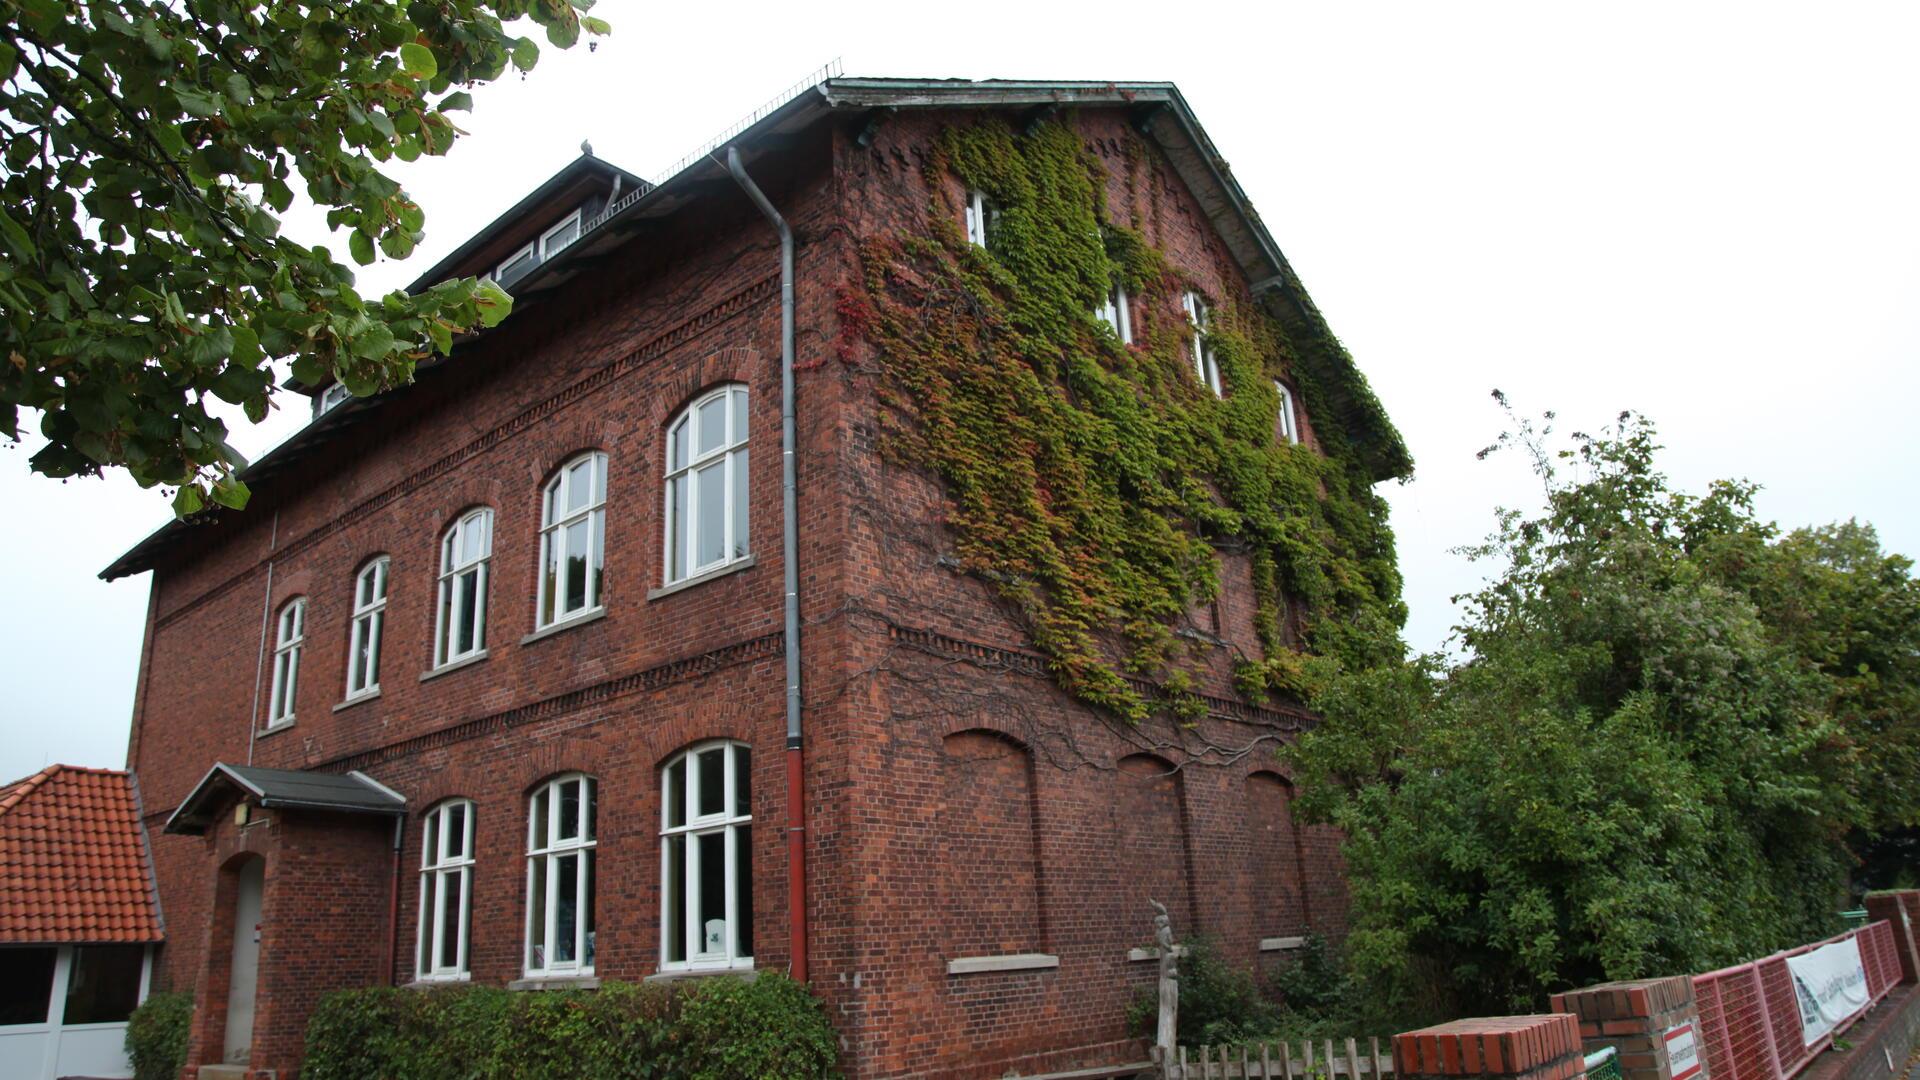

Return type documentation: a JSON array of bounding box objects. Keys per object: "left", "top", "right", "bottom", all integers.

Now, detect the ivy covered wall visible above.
[{"left": 845, "top": 113, "right": 1412, "bottom": 722}]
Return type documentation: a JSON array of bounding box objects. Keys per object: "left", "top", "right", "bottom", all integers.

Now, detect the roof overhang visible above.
[
  {"left": 164, "top": 763, "right": 406, "bottom": 835},
  {"left": 102, "top": 76, "right": 1408, "bottom": 581}
]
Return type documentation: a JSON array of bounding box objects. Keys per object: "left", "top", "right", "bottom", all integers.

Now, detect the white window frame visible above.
[
  {"left": 1275, "top": 381, "right": 1300, "bottom": 445},
  {"left": 525, "top": 774, "right": 597, "bottom": 977},
  {"left": 664, "top": 385, "right": 750, "bottom": 585},
  {"left": 540, "top": 209, "right": 582, "bottom": 259},
  {"left": 344, "top": 557, "right": 388, "bottom": 700},
  {"left": 537, "top": 452, "right": 608, "bottom": 629},
  {"left": 1183, "top": 291, "right": 1223, "bottom": 397},
  {"left": 964, "top": 188, "right": 999, "bottom": 248},
  {"left": 495, "top": 242, "right": 536, "bottom": 282},
  {"left": 318, "top": 382, "right": 351, "bottom": 415},
  {"left": 417, "top": 800, "right": 475, "bottom": 981},
  {"left": 659, "top": 740, "right": 754, "bottom": 973},
  {"left": 265, "top": 598, "right": 304, "bottom": 729},
  {"left": 435, "top": 509, "right": 493, "bottom": 668},
  {"left": 1096, "top": 284, "right": 1133, "bottom": 344}
]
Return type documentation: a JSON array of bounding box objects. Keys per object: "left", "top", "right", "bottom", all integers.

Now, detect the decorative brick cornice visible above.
[
  {"left": 154, "top": 272, "right": 781, "bottom": 631},
  {"left": 884, "top": 623, "right": 1316, "bottom": 730},
  {"left": 140, "top": 632, "right": 785, "bottom": 821}
]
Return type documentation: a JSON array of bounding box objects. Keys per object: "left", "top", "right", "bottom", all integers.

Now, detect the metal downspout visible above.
[{"left": 724, "top": 144, "right": 808, "bottom": 984}]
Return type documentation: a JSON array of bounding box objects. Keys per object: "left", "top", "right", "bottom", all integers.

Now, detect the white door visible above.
[{"left": 224, "top": 859, "right": 264, "bottom": 1065}]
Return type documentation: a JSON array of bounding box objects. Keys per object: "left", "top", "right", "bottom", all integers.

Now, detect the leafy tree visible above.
[
  {"left": 0, "top": 0, "right": 609, "bottom": 512},
  {"left": 1289, "top": 402, "right": 1915, "bottom": 1024}
]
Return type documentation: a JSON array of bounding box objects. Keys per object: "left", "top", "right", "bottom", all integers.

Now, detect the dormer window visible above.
[
  {"left": 317, "top": 382, "right": 351, "bottom": 416},
  {"left": 495, "top": 243, "right": 537, "bottom": 284},
  {"left": 964, "top": 189, "right": 999, "bottom": 248},
  {"left": 541, "top": 210, "right": 582, "bottom": 258},
  {"left": 1095, "top": 284, "right": 1133, "bottom": 345}
]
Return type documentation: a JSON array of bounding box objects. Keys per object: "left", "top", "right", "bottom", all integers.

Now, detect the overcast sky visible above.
[{"left": 4, "top": 2, "right": 1917, "bottom": 782}]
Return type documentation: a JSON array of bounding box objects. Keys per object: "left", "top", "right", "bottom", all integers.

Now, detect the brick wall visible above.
[{"left": 127, "top": 107, "right": 1355, "bottom": 1079}]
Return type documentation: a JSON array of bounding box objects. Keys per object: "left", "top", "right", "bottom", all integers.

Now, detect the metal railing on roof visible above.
[{"left": 650, "top": 57, "right": 841, "bottom": 186}]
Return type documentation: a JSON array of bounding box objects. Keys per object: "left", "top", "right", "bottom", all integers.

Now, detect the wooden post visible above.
[{"left": 1152, "top": 899, "right": 1180, "bottom": 1066}]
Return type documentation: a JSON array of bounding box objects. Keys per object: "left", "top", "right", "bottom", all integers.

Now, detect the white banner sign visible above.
[
  {"left": 1786, "top": 937, "right": 1871, "bottom": 1046},
  {"left": 1663, "top": 1022, "right": 1701, "bottom": 1080}
]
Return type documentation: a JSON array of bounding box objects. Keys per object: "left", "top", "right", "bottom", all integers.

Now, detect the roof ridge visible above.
[{"left": 0, "top": 764, "right": 61, "bottom": 815}]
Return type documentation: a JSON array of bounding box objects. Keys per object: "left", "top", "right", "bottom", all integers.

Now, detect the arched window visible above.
[
  {"left": 664, "top": 386, "right": 749, "bottom": 585},
  {"left": 1183, "top": 291, "right": 1222, "bottom": 397},
  {"left": 435, "top": 509, "right": 492, "bottom": 668},
  {"left": 538, "top": 452, "right": 608, "bottom": 628},
  {"left": 525, "top": 774, "right": 596, "bottom": 976},
  {"left": 265, "top": 598, "right": 304, "bottom": 728},
  {"left": 1275, "top": 382, "right": 1299, "bottom": 445},
  {"left": 417, "top": 800, "right": 474, "bottom": 980},
  {"left": 345, "top": 557, "right": 388, "bottom": 700},
  {"left": 659, "top": 741, "right": 753, "bottom": 972}
]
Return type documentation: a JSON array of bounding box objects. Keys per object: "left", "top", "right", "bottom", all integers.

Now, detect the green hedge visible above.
[
  {"left": 302, "top": 974, "right": 838, "bottom": 1080},
  {"left": 124, "top": 991, "right": 192, "bottom": 1080}
]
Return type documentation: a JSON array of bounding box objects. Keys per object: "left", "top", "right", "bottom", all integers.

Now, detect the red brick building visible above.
[{"left": 102, "top": 78, "right": 1406, "bottom": 1079}]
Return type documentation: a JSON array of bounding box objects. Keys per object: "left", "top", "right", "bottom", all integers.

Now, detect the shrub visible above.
[
  {"left": 124, "top": 991, "right": 192, "bottom": 1080},
  {"left": 1128, "top": 938, "right": 1282, "bottom": 1046},
  {"left": 302, "top": 976, "right": 838, "bottom": 1079}
]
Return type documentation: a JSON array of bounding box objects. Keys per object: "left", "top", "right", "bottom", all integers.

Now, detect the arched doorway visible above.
[{"left": 223, "top": 857, "right": 264, "bottom": 1065}]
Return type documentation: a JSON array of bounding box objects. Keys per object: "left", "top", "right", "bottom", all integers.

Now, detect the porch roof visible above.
[
  {"left": 0, "top": 765, "right": 163, "bottom": 944},
  {"left": 164, "top": 763, "right": 406, "bottom": 836}
]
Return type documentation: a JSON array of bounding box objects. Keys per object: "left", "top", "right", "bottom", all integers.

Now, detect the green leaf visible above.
[
  {"left": 473, "top": 278, "right": 514, "bottom": 327},
  {"left": 581, "top": 16, "right": 611, "bottom": 34},
  {"left": 209, "top": 475, "right": 251, "bottom": 509},
  {"left": 399, "top": 42, "right": 437, "bottom": 80},
  {"left": 511, "top": 36, "right": 540, "bottom": 72},
  {"left": 171, "top": 484, "right": 204, "bottom": 515},
  {"left": 349, "top": 322, "right": 397, "bottom": 360},
  {"left": 438, "top": 90, "right": 474, "bottom": 112},
  {"left": 348, "top": 230, "right": 375, "bottom": 266}
]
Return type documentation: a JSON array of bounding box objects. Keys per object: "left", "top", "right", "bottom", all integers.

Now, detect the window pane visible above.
[
  {"left": 583, "top": 852, "right": 596, "bottom": 968},
  {"left": 585, "top": 778, "right": 598, "bottom": 841},
  {"left": 351, "top": 618, "right": 370, "bottom": 690},
  {"left": 567, "top": 459, "right": 591, "bottom": 514},
  {"left": 731, "top": 448, "right": 749, "bottom": 559},
  {"left": 446, "top": 804, "right": 465, "bottom": 859},
  {"left": 565, "top": 519, "right": 589, "bottom": 613},
  {"left": 440, "top": 871, "right": 461, "bottom": 970},
  {"left": 734, "top": 745, "right": 751, "bottom": 818},
  {"left": 540, "top": 531, "right": 559, "bottom": 625},
  {"left": 424, "top": 813, "right": 440, "bottom": 869},
  {"left": 457, "top": 571, "right": 479, "bottom": 654},
  {"left": 559, "top": 779, "right": 580, "bottom": 841},
  {"left": 695, "top": 461, "right": 725, "bottom": 567},
  {"left": 437, "top": 580, "right": 454, "bottom": 663},
  {"left": 0, "top": 946, "right": 55, "bottom": 1025},
  {"left": 555, "top": 853, "right": 578, "bottom": 964},
  {"left": 670, "top": 418, "right": 688, "bottom": 472},
  {"left": 697, "top": 397, "right": 726, "bottom": 456},
  {"left": 666, "top": 758, "right": 686, "bottom": 829},
  {"left": 529, "top": 859, "right": 547, "bottom": 969},
  {"left": 366, "top": 611, "right": 382, "bottom": 688},
  {"left": 731, "top": 388, "right": 747, "bottom": 439},
  {"left": 697, "top": 748, "right": 724, "bottom": 817},
  {"left": 591, "top": 511, "right": 605, "bottom": 609},
  {"left": 735, "top": 824, "right": 754, "bottom": 959},
  {"left": 697, "top": 831, "right": 726, "bottom": 955},
  {"left": 533, "top": 787, "right": 550, "bottom": 852},
  {"left": 665, "top": 836, "right": 685, "bottom": 963},
  {"left": 419, "top": 873, "right": 435, "bottom": 973},
  {"left": 669, "top": 476, "right": 687, "bottom": 581}
]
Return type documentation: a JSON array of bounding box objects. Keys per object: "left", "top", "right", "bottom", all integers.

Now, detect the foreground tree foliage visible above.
[
  {"left": 1289, "top": 402, "right": 1920, "bottom": 1023},
  {"left": 0, "top": 0, "right": 608, "bottom": 512}
]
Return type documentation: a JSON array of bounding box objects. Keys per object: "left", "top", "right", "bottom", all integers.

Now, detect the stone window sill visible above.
[
  {"left": 420, "top": 650, "right": 489, "bottom": 683},
  {"left": 507, "top": 974, "right": 599, "bottom": 992},
  {"left": 333, "top": 689, "right": 381, "bottom": 713},
  {"left": 403, "top": 975, "right": 470, "bottom": 990},
  {"left": 644, "top": 967, "right": 758, "bottom": 985},
  {"left": 946, "top": 953, "right": 1059, "bottom": 976},
  {"left": 257, "top": 719, "right": 294, "bottom": 738},
  {"left": 647, "top": 554, "right": 756, "bottom": 601},
  {"left": 1259, "top": 936, "right": 1307, "bottom": 952},
  {"left": 521, "top": 606, "right": 607, "bottom": 646}
]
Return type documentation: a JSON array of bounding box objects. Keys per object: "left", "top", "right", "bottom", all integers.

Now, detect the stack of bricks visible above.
[
  {"left": 1551, "top": 977, "right": 1705, "bottom": 1080},
  {"left": 1863, "top": 890, "right": 1920, "bottom": 984},
  {"left": 1394, "top": 1014, "right": 1588, "bottom": 1080}
]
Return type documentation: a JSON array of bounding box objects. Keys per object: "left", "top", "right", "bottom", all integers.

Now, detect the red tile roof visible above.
[{"left": 0, "top": 765, "right": 162, "bottom": 943}]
